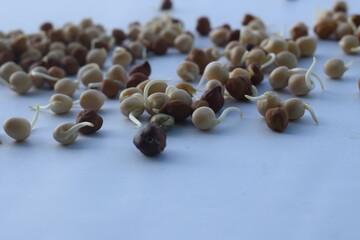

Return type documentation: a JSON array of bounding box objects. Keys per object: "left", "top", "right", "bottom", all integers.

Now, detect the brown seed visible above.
[
  {"left": 333, "top": 1, "right": 347, "bottom": 13},
  {"left": 112, "top": 28, "right": 126, "bottom": 45},
  {"left": 101, "top": 79, "right": 122, "bottom": 98},
  {"left": 191, "top": 100, "right": 209, "bottom": 111},
  {"left": 76, "top": 110, "right": 103, "bottom": 134},
  {"left": 40, "top": 22, "right": 53, "bottom": 32},
  {"left": 185, "top": 48, "right": 208, "bottom": 73},
  {"left": 48, "top": 29, "right": 66, "bottom": 43},
  {"left": 160, "top": 0, "right": 172, "bottom": 10},
  {"left": 133, "top": 123, "right": 166, "bottom": 156},
  {"left": 46, "top": 66, "right": 65, "bottom": 88},
  {"left": 290, "top": 22, "right": 308, "bottom": 41},
  {"left": 227, "top": 29, "right": 240, "bottom": 43},
  {"left": 151, "top": 37, "right": 168, "bottom": 55},
  {"left": 159, "top": 100, "right": 193, "bottom": 122},
  {"left": 0, "top": 50, "right": 16, "bottom": 66},
  {"left": 71, "top": 45, "right": 88, "bottom": 66},
  {"left": 200, "top": 86, "right": 224, "bottom": 113},
  {"left": 11, "top": 35, "right": 28, "bottom": 55},
  {"left": 242, "top": 14, "right": 256, "bottom": 26},
  {"left": 247, "top": 62, "right": 264, "bottom": 85},
  {"left": 77, "top": 32, "right": 91, "bottom": 49},
  {"left": 128, "top": 61, "right": 151, "bottom": 77},
  {"left": 126, "top": 72, "right": 148, "bottom": 88},
  {"left": 265, "top": 107, "right": 289, "bottom": 133},
  {"left": 225, "top": 76, "right": 253, "bottom": 101},
  {"left": 61, "top": 56, "right": 79, "bottom": 75},
  {"left": 313, "top": 18, "right": 337, "bottom": 39},
  {"left": 196, "top": 17, "right": 211, "bottom": 36}
]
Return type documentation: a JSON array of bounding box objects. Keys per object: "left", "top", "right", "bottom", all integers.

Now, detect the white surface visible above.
[{"left": 1, "top": 0, "right": 360, "bottom": 239}]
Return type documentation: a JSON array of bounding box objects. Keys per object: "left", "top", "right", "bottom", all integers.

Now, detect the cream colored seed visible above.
[
  {"left": 146, "top": 92, "right": 169, "bottom": 115},
  {"left": 119, "top": 87, "right": 143, "bottom": 101},
  {"left": 276, "top": 51, "right": 298, "bottom": 69},
  {"left": 77, "top": 63, "right": 103, "bottom": 87},
  {"left": 79, "top": 89, "right": 105, "bottom": 111},
  {"left": 112, "top": 47, "right": 133, "bottom": 68},
  {"left": 205, "top": 79, "right": 225, "bottom": 95},
  {"left": 296, "top": 36, "right": 317, "bottom": 57},
  {"left": 167, "top": 88, "right": 193, "bottom": 106},
  {"left": 192, "top": 106, "right": 243, "bottom": 130},
  {"left": 176, "top": 61, "right": 200, "bottom": 82},
  {"left": 106, "top": 64, "right": 128, "bottom": 84},
  {"left": 282, "top": 98, "right": 318, "bottom": 124},
  {"left": 3, "top": 105, "right": 40, "bottom": 141},
  {"left": 120, "top": 93, "right": 145, "bottom": 128},
  {"left": 245, "top": 91, "right": 282, "bottom": 116},
  {"left": 29, "top": 94, "right": 74, "bottom": 114},
  {"left": 339, "top": 35, "right": 360, "bottom": 54},
  {"left": 0, "top": 61, "right": 23, "bottom": 82},
  {"left": 53, "top": 122, "right": 94, "bottom": 145},
  {"left": 6, "top": 71, "right": 33, "bottom": 94},
  {"left": 174, "top": 33, "right": 193, "bottom": 54},
  {"left": 54, "top": 78, "right": 78, "bottom": 97},
  {"left": 86, "top": 48, "right": 107, "bottom": 68},
  {"left": 196, "top": 62, "right": 229, "bottom": 90},
  {"left": 323, "top": 58, "right": 353, "bottom": 79}
]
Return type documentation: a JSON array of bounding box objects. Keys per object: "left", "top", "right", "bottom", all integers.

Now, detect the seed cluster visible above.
[{"left": 0, "top": 1, "right": 358, "bottom": 156}]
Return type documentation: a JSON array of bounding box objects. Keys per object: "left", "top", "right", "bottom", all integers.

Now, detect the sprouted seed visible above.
[
  {"left": 120, "top": 93, "right": 145, "bottom": 128},
  {"left": 3, "top": 105, "right": 40, "bottom": 141},
  {"left": 288, "top": 57, "right": 324, "bottom": 96},
  {"left": 0, "top": 71, "right": 32, "bottom": 94},
  {"left": 245, "top": 91, "right": 282, "bottom": 116},
  {"left": 176, "top": 61, "right": 200, "bottom": 82},
  {"left": 196, "top": 61, "right": 229, "bottom": 90},
  {"left": 53, "top": 121, "right": 94, "bottom": 145},
  {"left": 339, "top": 35, "right": 360, "bottom": 54},
  {"left": 323, "top": 58, "right": 354, "bottom": 79},
  {"left": 192, "top": 106, "right": 243, "bottom": 130},
  {"left": 29, "top": 93, "right": 74, "bottom": 114},
  {"left": 282, "top": 98, "right": 318, "bottom": 124},
  {"left": 150, "top": 113, "right": 175, "bottom": 131}
]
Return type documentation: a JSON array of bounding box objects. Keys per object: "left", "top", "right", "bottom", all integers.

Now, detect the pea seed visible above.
[
  {"left": 54, "top": 78, "right": 78, "bottom": 97},
  {"left": 79, "top": 89, "right": 105, "bottom": 111},
  {"left": 296, "top": 36, "right": 317, "bottom": 57},
  {"left": 282, "top": 98, "right": 318, "bottom": 124},
  {"left": 174, "top": 33, "right": 193, "bottom": 53},
  {"left": 106, "top": 64, "right": 128, "bottom": 85},
  {"left": 245, "top": 91, "right": 282, "bottom": 116},
  {"left": 150, "top": 114, "right": 174, "bottom": 131},
  {"left": 339, "top": 35, "right": 360, "bottom": 54},
  {"left": 112, "top": 47, "right": 133, "bottom": 68},
  {"left": 120, "top": 93, "right": 144, "bottom": 127},
  {"left": 323, "top": 58, "right": 353, "bottom": 79},
  {"left": 3, "top": 105, "right": 40, "bottom": 141},
  {"left": 192, "top": 106, "right": 242, "bottom": 130},
  {"left": 53, "top": 122, "right": 94, "bottom": 145},
  {"left": 29, "top": 93, "right": 74, "bottom": 114},
  {"left": 176, "top": 61, "right": 200, "bottom": 82},
  {"left": 276, "top": 51, "right": 298, "bottom": 69}
]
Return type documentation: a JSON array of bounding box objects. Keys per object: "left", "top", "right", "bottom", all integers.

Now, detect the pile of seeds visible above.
[{"left": 0, "top": 0, "right": 359, "bottom": 156}]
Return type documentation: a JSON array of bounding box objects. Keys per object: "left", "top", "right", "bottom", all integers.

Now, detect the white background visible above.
[{"left": 1, "top": 0, "right": 360, "bottom": 239}]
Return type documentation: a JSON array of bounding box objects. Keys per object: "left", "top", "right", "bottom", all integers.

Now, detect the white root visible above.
[
  {"left": 31, "top": 105, "right": 40, "bottom": 129},
  {"left": 214, "top": 107, "right": 243, "bottom": 126},
  {"left": 61, "top": 122, "right": 94, "bottom": 140},
  {"left": 261, "top": 53, "right": 276, "bottom": 70},
  {"left": 304, "top": 103, "right": 318, "bottom": 125},
  {"left": 30, "top": 70, "right": 59, "bottom": 81},
  {"left": 129, "top": 111, "right": 142, "bottom": 128}
]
